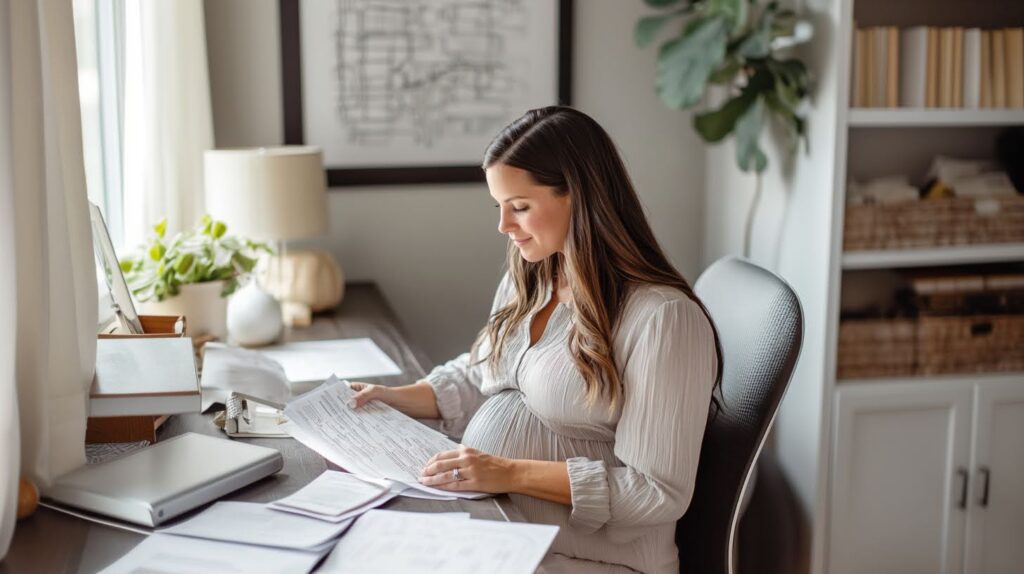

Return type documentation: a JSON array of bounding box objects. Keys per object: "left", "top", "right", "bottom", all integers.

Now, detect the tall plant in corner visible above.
[{"left": 636, "top": 0, "right": 812, "bottom": 257}]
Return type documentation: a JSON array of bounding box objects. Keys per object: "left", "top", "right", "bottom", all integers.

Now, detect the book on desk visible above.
[{"left": 89, "top": 316, "right": 200, "bottom": 443}]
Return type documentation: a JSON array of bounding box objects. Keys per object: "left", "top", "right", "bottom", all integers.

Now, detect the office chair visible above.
[{"left": 676, "top": 256, "right": 804, "bottom": 574}]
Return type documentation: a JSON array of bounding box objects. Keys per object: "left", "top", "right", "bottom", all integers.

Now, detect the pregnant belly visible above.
[{"left": 462, "top": 390, "right": 616, "bottom": 464}]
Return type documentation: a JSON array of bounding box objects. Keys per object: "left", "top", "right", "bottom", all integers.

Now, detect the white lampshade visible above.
[{"left": 204, "top": 146, "right": 328, "bottom": 241}]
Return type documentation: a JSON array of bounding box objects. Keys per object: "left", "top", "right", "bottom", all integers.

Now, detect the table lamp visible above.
[{"left": 204, "top": 146, "right": 328, "bottom": 346}]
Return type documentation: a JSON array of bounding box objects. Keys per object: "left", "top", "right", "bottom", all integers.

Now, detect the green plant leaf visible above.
[
  {"left": 212, "top": 221, "right": 227, "bottom": 239},
  {"left": 643, "top": 0, "right": 687, "bottom": 8},
  {"left": 694, "top": 91, "right": 756, "bottom": 142},
  {"left": 635, "top": 9, "right": 690, "bottom": 49},
  {"left": 705, "top": 0, "right": 746, "bottom": 34},
  {"left": 174, "top": 253, "right": 194, "bottom": 274},
  {"left": 735, "top": 96, "right": 768, "bottom": 172},
  {"left": 153, "top": 218, "right": 167, "bottom": 238},
  {"left": 655, "top": 16, "right": 728, "bottom": 109},
  {"left": 708, "top": 56, "right": 743, "bottom": 84},
  {"left": 149, "top": 243, "right": 166, "bottom": 261},
  {"left": 119, "top": 259, "right": 133, "bottom": 273}
]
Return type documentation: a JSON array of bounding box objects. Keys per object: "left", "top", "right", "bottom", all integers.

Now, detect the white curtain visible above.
[
  {"left": 122, "top": 0, "right": 214, "bottom": 247},
  {"left": 0, "top": 0, "right": 97, "bottom": 560}
]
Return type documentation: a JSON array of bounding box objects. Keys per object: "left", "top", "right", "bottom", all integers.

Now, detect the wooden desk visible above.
[{"left": 2, "top": 283, "right": 523, "bottom": 573}]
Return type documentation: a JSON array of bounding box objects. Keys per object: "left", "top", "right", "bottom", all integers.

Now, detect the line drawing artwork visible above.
[{"left": 333, "top": 0, "right": 530, "bottom": 149}]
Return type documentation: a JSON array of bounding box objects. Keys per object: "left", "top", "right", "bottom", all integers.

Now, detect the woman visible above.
[{"left": 350, "top": 106, "right": 722, "bottom": 573}]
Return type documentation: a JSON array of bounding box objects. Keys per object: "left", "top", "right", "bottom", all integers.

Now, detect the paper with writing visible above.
[
  {"left": 282, "top": 378, "right": 487, "bottom": 499},
  {"left": 318, "top": 510, "right": 558, "bottom": 574}
]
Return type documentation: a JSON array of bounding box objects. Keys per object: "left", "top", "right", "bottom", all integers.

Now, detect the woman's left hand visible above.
[{"left": 418, "top": 446, "right": 517, "bottom": 493}]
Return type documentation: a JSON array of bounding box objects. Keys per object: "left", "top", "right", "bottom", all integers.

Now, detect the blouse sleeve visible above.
[
  {"left": 565, "top": 297, "right": 718, "bottom": 533},
  {"left": 424, "top": 272, "right": 513, "bottom": 439}
]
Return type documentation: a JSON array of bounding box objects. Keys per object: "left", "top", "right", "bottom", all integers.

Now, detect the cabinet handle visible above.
[
  {"left": 956, "top": 468, "right": 969, "bottom": 509},
  {"left": 977, "top": 466, "right": 990, "bottom": 507}
]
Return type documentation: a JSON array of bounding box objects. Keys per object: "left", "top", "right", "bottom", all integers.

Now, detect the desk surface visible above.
[{"left": 2, "top": 283, "right": 522, "bottom": 574}]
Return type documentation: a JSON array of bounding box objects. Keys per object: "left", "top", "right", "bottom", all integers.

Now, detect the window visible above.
[{"left": 72, "top": 0, "right": 125, "bottom": 248}]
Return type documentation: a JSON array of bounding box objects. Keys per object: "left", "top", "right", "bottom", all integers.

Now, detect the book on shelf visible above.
[
  {"left": 855, "top": 25, "right": 1024, "bottom": 110},
  {"left": 852, "top": 27, "right": 866, "bottom": 107},
  {"left": 992, "top": 29, "right": 1007, "bottom": 108},
  {"left": 1007, "top": 28, "right": 1024, "bottom": 108},
  {"left": 980, "top": 29, "right": 992, "bottom": 107},
  {"left": 964, "top": 28, "right": 982, "bottom": 109},
  {"left": 926, "top": 27, "right": 940, "bottom": 107},
  {"left": 900, "top": 26, "right": 928, "bottom": 108},
  {"left": 939, "top": 28, "right": 956, "bottom": 108},
  {"left": 886, "top": 27, "right": 899, "bottom": 107}
]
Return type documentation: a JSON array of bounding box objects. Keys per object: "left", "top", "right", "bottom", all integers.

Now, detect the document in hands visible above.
[
  {"left": 282, "top": 377, "right": 487, "bottom": 499},
  {"left": 319, "top": 510, "right": 559, "bottom": 574}
]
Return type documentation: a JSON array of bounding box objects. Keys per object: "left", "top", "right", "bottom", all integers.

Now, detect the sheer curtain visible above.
[
  {"left": 122, "top": 0, "right": 213, "bottom": 246},
  {"left": 0, "top": 0, "right": 97, "bottom": 559}
]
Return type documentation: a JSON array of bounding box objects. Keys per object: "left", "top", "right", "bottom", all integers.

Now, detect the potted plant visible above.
[
  {"left": 635, "top": 0, "right": 813, "bottom": 256},
  {"left": 120, "top": 215, "right": 272, "bottom": 339}
]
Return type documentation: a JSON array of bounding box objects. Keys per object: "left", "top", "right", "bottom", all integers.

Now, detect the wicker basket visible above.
[
  {"left": 837, "top": 319, "right": 917, "bottom": 379},
  {"left": 844, "top": 195, "right": 1024, "bottom": 251},
  {"left": 917, "top": 314, "right": 1024, "bottom": 375}
]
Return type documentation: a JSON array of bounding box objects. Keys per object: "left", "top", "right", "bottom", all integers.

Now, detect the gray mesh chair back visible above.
[{"left": 676, "top": 257, "right": 803, "bottom": 574}]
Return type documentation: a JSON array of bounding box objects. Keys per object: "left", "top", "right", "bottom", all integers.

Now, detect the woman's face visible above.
[{"left": 486, "top": 164, "right": 571, "bottom": 263}]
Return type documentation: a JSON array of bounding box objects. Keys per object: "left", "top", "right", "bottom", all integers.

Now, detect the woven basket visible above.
[
  {"left": 844, "top": 195, "right": 1024, "bottom": 251},
  {"left": 837, "top": 319, "right": 917, "bottom": 379},
  {"left": 917, "top": 314, "right": 1024, "bottom": 375}
]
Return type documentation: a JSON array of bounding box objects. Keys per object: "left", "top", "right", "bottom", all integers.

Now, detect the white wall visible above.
[{"left": 205, "top": 0, "right": 706, "bottom": 363}]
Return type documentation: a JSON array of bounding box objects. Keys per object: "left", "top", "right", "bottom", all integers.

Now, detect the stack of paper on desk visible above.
[
  {"left": 99, "top": 535, "right": 323, "bottom": 574},
  {"left": 258, "top": 338, "right": 402, "bottom": 394},
  {"left": 282, "top": 377, "right": 487, "bottom": 500},
  {"left": 268, "top": 471, "right": 398, "bottom": 523},
  {"left": 102, "top": 501, "right": 351, "bottom": 574},
  {"left": 319, "top": 510, "right": 559, "bottom": 574}
]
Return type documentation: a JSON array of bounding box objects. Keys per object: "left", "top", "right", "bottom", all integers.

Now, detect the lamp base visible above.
[{"left": 226, "top": 280, "right": 283, "bottom": 347}]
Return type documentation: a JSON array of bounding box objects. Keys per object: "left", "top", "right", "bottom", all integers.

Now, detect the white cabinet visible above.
[
  {"left": 829, "top": 381, "right": 973, "bottom": 574},
  {"left": 829, "top": 376, "right": 1024, "bottom": 574},
  {"left": 965, "top": 381, "right": 1024, "bottom": 574}
]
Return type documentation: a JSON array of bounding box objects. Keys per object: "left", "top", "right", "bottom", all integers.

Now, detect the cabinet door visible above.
[
  {"left": 828, "top": 381, "right": 973, "bottom": 574},
  {"left": 964, "top": 378, "right": 1024, "bottom": 574}
]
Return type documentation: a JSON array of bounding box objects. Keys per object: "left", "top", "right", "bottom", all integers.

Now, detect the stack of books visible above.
[{"left": 851, "top": 26, "right": 1024, "bottom": 109}]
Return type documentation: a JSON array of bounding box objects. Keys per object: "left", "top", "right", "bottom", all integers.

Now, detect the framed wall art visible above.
[{"left": 279, "top": 0, "right": 574, "bottom": 187}]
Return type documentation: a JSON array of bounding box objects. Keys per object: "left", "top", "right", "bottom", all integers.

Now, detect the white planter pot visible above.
[{"left": 138, "top": 280, "right": 228, "bottom": 339}]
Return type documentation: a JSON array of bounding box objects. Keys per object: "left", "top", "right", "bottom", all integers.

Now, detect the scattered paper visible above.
[
  {"left": 269, "top": 471, "right": 392, "bottom": 518},
  {"left": 160, "top": 501, "right": 353, "bottom": 550},
  {"left": 99, "top": 534, "right": 323, "bottom": 574},
  {"left": 318, "top": 510, "right": 558, "bottom": 574},
  {"left": 282, "top": 378, "right": 487, "bottom": 500},
  {"left": 258, "top": 338, "right": 402, "bottom": 389},
  {"left": 200, "top": 343, "right": 291, "bottom": 411}
]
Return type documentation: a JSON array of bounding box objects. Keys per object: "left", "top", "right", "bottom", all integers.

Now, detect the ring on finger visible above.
[{"left": 452, "top": 467, "right": 462, "bottom": 481}]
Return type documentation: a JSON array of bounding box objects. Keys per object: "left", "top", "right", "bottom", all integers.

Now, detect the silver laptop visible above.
[{"left": 45, "top": 432, "right": 283, "bottom": 527}]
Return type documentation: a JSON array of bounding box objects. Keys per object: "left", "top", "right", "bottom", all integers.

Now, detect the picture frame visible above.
[
  {"left": 90, "top": 202, "right": 145, "bottom": 335},
  {"left": 279, "top": 0, "right": 574, "bottom": 187}
]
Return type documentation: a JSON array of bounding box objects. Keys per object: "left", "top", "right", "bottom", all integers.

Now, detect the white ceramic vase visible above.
[
  {"left": 226, "top": 279, "right": 283, "bottom": 347},
  {"left": 138, "top": 280, "right": 229, "bottom": 339}
]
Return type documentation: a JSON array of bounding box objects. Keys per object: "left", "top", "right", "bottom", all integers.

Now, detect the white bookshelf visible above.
[
  {"left": 848, "top": 108, "right": 1024, "bottom": 127},
  {"left": 702, "top": 1, "right": 1024, "bottom": 573},
  {"left": 842, "top": 243, "right": 1024, "bottom": 269}
]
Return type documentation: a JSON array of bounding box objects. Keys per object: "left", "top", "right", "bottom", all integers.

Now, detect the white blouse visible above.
[{"left": 425, "top": 273, "right": 718, "bottom": 573}]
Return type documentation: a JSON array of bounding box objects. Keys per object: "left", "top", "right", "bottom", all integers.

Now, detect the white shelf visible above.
[
  {"left": 842, "top": 243, "right": 1024, "bottom": 269},
  {"left": 838, "top": 372, "right": 1024, "bottom": 386},
  {"left": 848, "top": 108, "right": 1024, "bottom": 127}
]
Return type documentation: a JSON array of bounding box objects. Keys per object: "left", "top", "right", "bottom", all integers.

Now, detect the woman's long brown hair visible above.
[{"left": 477, "top": 106, "right": 724, "bottom": 411}]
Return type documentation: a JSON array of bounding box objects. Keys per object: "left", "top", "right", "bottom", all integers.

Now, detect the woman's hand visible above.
[
  {"left": 419, "top": 446, "right": 518, "bottom": 494},
  {"left": 348, "top": 380, "right": 442, "bottom": 419},
  {"left": 347, "top": 382, "right": 394, "bottom": 409}
]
